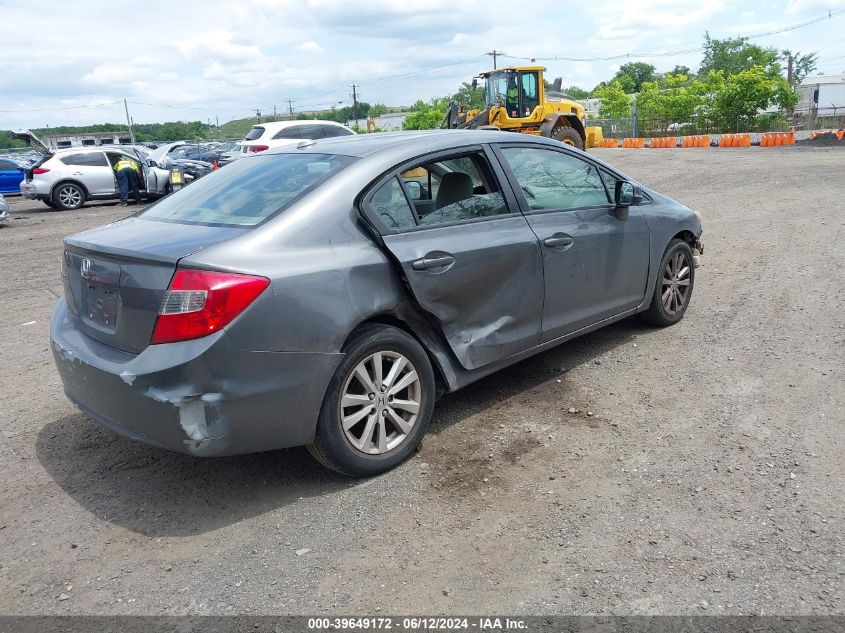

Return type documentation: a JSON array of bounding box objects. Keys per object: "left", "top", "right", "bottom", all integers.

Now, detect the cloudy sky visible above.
[{"left": 1, "top": 0, "right": 844, "bottom": 130}]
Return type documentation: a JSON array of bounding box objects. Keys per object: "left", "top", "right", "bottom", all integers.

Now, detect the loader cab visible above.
[{"left": 483, "top": 68, "right": 542, "bottom": 119}]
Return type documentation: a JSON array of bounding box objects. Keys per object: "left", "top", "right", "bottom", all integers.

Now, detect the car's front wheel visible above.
[
  {"left": 639, "top": 238, "right": 695, "bottom": 326},
  {"left": 308, "top": 325, "right": 435, "bottom": 476},
  {"left": 53, "top": 183, "right": 86, "bottom": 210}
]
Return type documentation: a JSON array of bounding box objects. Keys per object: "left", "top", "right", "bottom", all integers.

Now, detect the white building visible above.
[{"left": 796, "top": 74, "right": 845, "bottom": 116}]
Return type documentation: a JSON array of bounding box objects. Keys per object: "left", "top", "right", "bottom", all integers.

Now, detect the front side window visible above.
[
  {"left": 520, "top": 72, "right": 539, "bottom": 115},
  {"left": 61, "top": 152, "right": 108, "bottom": 167},
  {"left": 139, "top": 153, "right": 357, "bottom": 227},
  {"left": 500, "top": 147, "right": 610, "bottom": 211}
]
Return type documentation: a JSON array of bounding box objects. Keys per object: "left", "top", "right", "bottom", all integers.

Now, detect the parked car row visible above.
[{"left": 5, "top": 121, "right": 353, "bottom": 205}]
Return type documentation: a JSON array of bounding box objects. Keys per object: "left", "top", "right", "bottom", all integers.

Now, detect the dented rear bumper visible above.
[{"left": 50, "top": 299, "right": 343, "bottom": 456}]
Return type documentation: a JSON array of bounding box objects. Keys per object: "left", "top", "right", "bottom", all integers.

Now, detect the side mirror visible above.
[
  {"left": 615, "top": 180, "right": 635, "bottom": 207},
  {"left": 148, "top": 160, "right": 158, "bottom": 168},
  {"left": 404, "top": 180, "right": 423, "bottom": 200}
]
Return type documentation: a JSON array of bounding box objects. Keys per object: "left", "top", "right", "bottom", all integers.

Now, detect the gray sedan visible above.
[{"left": 50, "top": 130, "right": 703, "bottom": 476}]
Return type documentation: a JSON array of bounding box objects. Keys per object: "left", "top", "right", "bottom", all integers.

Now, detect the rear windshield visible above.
[
  {"left": 138, "top": 153, "right": 357, "bottom": 227},
  {"left": 244, "top": 126, "right": 265, "bottom": 141}
]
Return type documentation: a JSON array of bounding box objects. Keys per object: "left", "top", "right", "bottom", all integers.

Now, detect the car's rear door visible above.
[
  {"left": 493, "top": 143, "right": 651, "bottom": 341},
  {"left": 60, "top": 151, "right": 114, "bottom": 195},
  {"left": 361, "top": 145, "right": 544, "bottom": 371}
]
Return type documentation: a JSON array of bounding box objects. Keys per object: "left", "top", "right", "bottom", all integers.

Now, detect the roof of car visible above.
[
  {"left": 263, "top": 129, "right": 561, "bottom": 159},
  {"left": 249, "top": 119, "right": 349, "bottom": 131}
]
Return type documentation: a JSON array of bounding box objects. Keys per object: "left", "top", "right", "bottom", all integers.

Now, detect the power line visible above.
[
  {"left": 0, "top": 100, "right": 122, "bottom": 113},
  {"left": 501, "top": 8, "right": 845, "bottom": 63}
]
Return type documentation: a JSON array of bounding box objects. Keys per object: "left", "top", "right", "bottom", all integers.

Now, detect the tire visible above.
[
  {"left": 52, "top": 183, "right": 86, "bottom": 210},
  {"left": 639, "top": 238, "right": 695, "bottom": 326},
  {"left": 308, "top": 325, "right": 435, "bottom": 477},
  {"left": 42, "top": 200, "right": 59, "bottom": 209},
  {"left": 551, "top": 125, "right": 585, "bottom": 150}
]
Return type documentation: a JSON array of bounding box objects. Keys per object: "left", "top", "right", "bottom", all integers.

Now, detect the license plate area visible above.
[{"left": 83, "top": 281, "right": 119, "bottom": 334}]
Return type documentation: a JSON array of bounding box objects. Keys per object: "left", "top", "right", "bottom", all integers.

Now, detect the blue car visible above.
[{"left": 0, "top": 158, "right": 26, "bottom": 194}]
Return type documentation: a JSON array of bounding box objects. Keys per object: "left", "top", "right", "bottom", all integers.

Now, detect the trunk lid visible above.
[{"left": 62, "top": 217, "right": 249, "bottom": 354}]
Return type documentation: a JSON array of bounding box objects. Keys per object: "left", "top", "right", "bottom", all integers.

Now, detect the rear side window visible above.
[
  {"left": 370, "top": 178, "right": 417, "bottom": 230},
  {"left": 61, "top": 152, "right": 108, "bottom": 167},
  {"left": 322, "top": 125, "right": 354, "bottom": 138},
  {"left": 272, "top": 125, "right": 324, "bottom": 140},
  {"left": 0, "top": 160, "right": 20, "bottom": 171},
  {"left": 244, "top": 126, "right": 265, "bottom": 141},
  {"left": 139, "top": 153, "right": 357, "bottom": 227},
  {"left": 367, "top": 151, "right": 510, "bottom": 231}
]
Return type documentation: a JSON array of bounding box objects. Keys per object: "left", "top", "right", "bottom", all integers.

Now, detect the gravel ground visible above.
[{"left": 0, "top": 147, "right": 842, "bottom": 616}]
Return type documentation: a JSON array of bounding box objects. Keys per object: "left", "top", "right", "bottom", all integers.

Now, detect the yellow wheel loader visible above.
[{"left": 444, "top": 66, "right": 603, "bottom": 150}]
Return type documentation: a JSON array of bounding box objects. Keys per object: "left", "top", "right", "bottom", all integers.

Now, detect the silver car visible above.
[
  {"left": 51, "top": 130, "right": 703, "bottom": 476},
  {"left": 20, "top": 146, "right": 173, "bottom": 210}
]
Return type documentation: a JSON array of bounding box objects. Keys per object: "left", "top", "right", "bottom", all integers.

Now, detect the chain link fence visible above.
[{"left": 588, "top": 106, "right": 844, "bottom": 139}]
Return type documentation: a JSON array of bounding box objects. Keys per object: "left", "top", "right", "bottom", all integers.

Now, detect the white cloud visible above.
[{"left": 299, "top": 41, "right": 325, "bottom": 53}]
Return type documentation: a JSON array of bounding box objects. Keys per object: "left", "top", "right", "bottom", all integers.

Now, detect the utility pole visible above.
[
  {"left": 216, "top": 115, "right": 219, "bottom": 140},
  {"left": 255, "top": 109, "right": 261, "bottom": 123},
  {"left": 123, "top": 98, "right": 135, "bottom": 143},
  {"left": 485, "top": 50, "right": 501, "bottom": 69},
  {"left": 787, "top": 54, "right": 794, "bottom": 86},
  {"left": 273, "top": 105, "right": 277, "bottom": 122},
  {"left": 350, "top": 84, "right": 360, "bottom": 127},
  {"left": 287, "top": 99, "right": 295, "bottom": 119}
]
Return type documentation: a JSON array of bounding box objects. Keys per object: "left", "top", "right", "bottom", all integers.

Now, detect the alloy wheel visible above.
[
  {"left": 661, "top": 251, "right": 691, "bottom": 315},
  {"left": 58, "top": 186, "right": 81, "bottom": 208},
  {"left": 340, "top": 351, "right": 421, "bottom": 455}
]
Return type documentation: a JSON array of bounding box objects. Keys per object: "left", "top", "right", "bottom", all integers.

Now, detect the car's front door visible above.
[
  {"left": 363, "top": 146, "right": 544, "bottom": 370},
  {"left": 495, "top": 144, "right": 651, "bottom": 342}
]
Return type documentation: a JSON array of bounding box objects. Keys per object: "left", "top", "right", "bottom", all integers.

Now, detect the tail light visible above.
[
  {"left": 247, "top": 144, "right": 269, "bottom": 153},
  {"left": 151, "top": 269, "right": 269, "bottom": 344},
  {"left": 32, "top": 167, "right": 50, "bottom": 175}
]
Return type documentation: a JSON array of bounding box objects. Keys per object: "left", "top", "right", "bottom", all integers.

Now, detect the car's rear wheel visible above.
[
  {"left": 53, "top": 183, "right": 86, "bottom": 210},
  {"left": 639, "top": 238, "right": 695, "bottom": 326},
  {"left": 308, "top": 325, "right": 435, "bottom": 477},
  {"left": 43, "top": 199, "right": 59, "bottom": 209}
]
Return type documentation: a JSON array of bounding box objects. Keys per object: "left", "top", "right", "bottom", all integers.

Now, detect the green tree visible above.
[
  {"left": 595, "top": 81, "right": 632, "bottom": 118},
  {"left": 403, "top": 97, "right": 449, "bottom": 130},
  {"left": 452, "top": 82, "right": 485, "bottom": 109},
  {"left": 781, "top": 50, "right": 818, "bottom": 86},
  {"left": 670, "top": 65, "right": 692, "bottom": 77},
  {"left": 369, "top": 103, "right": 389, "bottom": 117},
  {"left": 699, "top": 34, "right": 781, "bottom": 78},
  {"left": 612, "top": 62, "right": 658, "bottom": 93},
  {"left": 638, "top": 73, "right": 708, "bottom": 123},
  {"left": 708, "top": 66, "right": 797, "bottom": 129}
]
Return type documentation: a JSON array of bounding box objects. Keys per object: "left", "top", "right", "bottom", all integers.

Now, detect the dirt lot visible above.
[{"left": 0, "top": 147, "right": 842, "bottom": 616}]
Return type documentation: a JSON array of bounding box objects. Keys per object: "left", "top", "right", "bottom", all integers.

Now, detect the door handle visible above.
[
  {"left": 543, "top": 235, "right": 574, "bottom": 249},
  {"left": 412, "top": 255, "right": 455, "bottom": 271}
]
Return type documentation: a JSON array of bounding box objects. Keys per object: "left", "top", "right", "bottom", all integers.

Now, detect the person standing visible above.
[{"left": 113, "top": 155, "right": 142, "bottom": 206}]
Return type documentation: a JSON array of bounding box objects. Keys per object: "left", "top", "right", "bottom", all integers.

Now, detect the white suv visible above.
[
  {"left": 240, "top": 120, "right": 355, "bottom": 156},
  {"left": 20, "top": 147, "right": 173, "bottom": 210}
]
